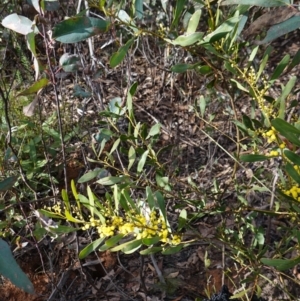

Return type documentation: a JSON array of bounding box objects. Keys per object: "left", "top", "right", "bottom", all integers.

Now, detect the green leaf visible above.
[
  {"left": 146, "top": 186, "right": 155, "bottom": 210},
  {"left": 105, "top": 234, "right": 124, "bottom": 247},
  {"left": 284, "top": 150, "right": 300, "bottom": 166},
  {"left": 155, "top": 191, "right": 166, "bottom": 221},
  {"left": 0, "top": 176, "right": 18, "bottom": 192},
  {"left": 110, "top": 238, "right": 142, "bottom": 253},
  {"left": 74, "top": 85, "right": 91, "bottom": 98},
  {"left": 108, "top": 97, "right": 126, "bottom": 115},
  {"left": 0, "top": 239, "right": 34, "bottom": 294},
  {"left": 110, "top": 38, "right": 135, "bottom": 68},
  {"left": 270, "top": 54, "right": 290, "bottom": 82},
  {"left": 276, "top": 76, "right": 296, "bottom": 119},
  {"left": 17, "top": 78, "right": 49, "bottom": 96},
  {"left": 178, "top": 209, "right": 187, "bottom": 231},
  {"left": 286, "top": 49, "right": 300, "bottom": 73},
  {"left": 87, "top": 186, "right": 95, "bottom": 218},
  {"left": 78, "top": 168, "right": 105, "bottom": 183},
  {"left": 231, "top": 79, "right": 249, "bottom": 93},
  {"left": 65, "top": 209, "right": 83, "bottom": 223},
  {"left": 146, "top": 123, "right": 161, "bottom": 139},
  {"left": 256, "top": 46, "right": 272, "bottom": 82},
  {"left": 134, "top": 0, "right": 143, "bottom": 19},
  {"left": 197, "top": 95, "right": 206, "bottom": 118},
  {"left": 142, "top": 236, "right": 161, "bottom": 246},
  {"left": 49, "top": 225, "right": 77, "bottom": 234},
  {"left": 187, "top": 9, "right": 202, "bottom": 34},
  {"left": 1, "top": 13, "right": 39, "bottom": 35},
  {"left": 261, "top": 257, "right": 300, "bottom": 271},
  {"left": 97, "top": 176, "right": 130, "bottom": 185},
  {"left": 197, "top": 65, "right": 212, "bottom": 75},
  {"left": 171, "top": 63, "right": 195, "bottom": 73},
  {"left": 171, "top": 0, "right": 187, "bottom": 29},
  {"left": 117, "top": 10, "right": 138, "bottom": 33},
  {"left": 172, "top": 32, "right": 204, "bottom": 46},
  {"left": 109, "top": 138, "right": 120, "bottom": 155},
  {"left": 257, "top": 16, "right": 300, "bottom": 45},
  {"left": 137, "top": 150, "right": 149, "bottom": 173},
  {"left": 79, "top": 237, "right": 106, "bottom": 259},
  {"left": 140, "top": 246, "right": 163, "bottom": 255},
  {"left": 52, "top": 16, "right": 110, "bottom": 43},
  {"left": 162, "top": 244, "right": 183, "bottom": 255},
  {"left": 221, "top": 0, "right": 290, "bottom": 6},
  {"left": 240, "top": 154, "right": 269, "bottom": 162},
  {"left": 285, "top": 162, "right": 300, "bottom": 185},
  {"left": 200, "top": 15, "right": 241, "bottom": 44},
  {"left": 128, "top": 146, "right": 136, "bottom": 171},
  {"left": 123, "top": 239, "right": 143, "bottom": 254},
  {"left": 59, "top": 53, "right": 80, "bottom": 72},
  {"left": 39, "top": 209, "right": 65, "bottom": 219},
  {"left": 271, "top": 118, "right": 300, "bottom": 147}
]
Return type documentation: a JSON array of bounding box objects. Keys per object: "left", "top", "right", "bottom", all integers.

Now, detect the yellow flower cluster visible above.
[
  {"left": 80, "top": 210, "right": 181, "bottom": 246},
  {"left": 268, "top": 150, "right": 279, "bottom": 157},
  {"left": 283, "top": 184, "right": 300, "bottom": 201},
  {"left": 262, "top": 127, "right": 277, "bottom": 144}
]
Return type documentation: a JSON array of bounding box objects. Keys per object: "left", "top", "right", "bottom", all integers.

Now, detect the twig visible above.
[{"left": 150, "top": 254, "right": 165, "bottom": 284}]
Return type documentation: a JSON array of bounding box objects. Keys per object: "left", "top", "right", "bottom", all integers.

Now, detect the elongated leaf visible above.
[
  {"left": 135, "top": 0, "right": 143, "bottom": 19},
  {"left": 285, "top": 162, "right": 300, "bottom": 185},
  {"left": 284, "top": 150, "right": 300, "bottom": 166},
  {"left": 79, "top": 237, "right": 106, "bottom": 259},
  {"left": 286, "top": 49, "right": 300, "bottom": 73},
  {"left": 0, "top": 176, "right": 18, "bottom": 192},
  {"left": 23, "top": 96, "right": 38, "bottom": 117},
  {"left": 221, "top": 0, "right": 290, "bottom": 6},
  {"left": 256, "top": 46, "right": 272, "bottom": 82},
  {"left": 171, "top": 0, "right": 187, "bottom": 29},
  {"left": 261, "top": 257, "right": 300, "bottom": 271},
  {"left": 270, "top": 54, "right": 290, "bottom": 82},
  {"left": 52, "top": 16, "right": 110, "bottom": 43},
  {"left": 97, "top": 176, "right": 130, "bottom": 185},
  {"left": 110, "top": 38, "right": 135, "bottom": 68},
  {"left": 137, "top": 150, "right": 149, "bottom": 173},
  {"left": 59, "top": 53, "right": 80, "bottom": 72},
  {"left": 142, "top": 236, "right": 161, "bottom": 247},
  {"left": 155, "top": 191, "right": 166, "bottom": 221},
  {"left": 187, "top": 9, "right": 202, "bottom": 34},
  {"left": 146, "top": 186, "right": 156, "bottom": 210},
  {"left": 162, "top": 244, "right": 183, "bottom": 255},
  {"left": 171, "top": 63, "right": 195, "bottom": 73},
  {"left": 0, "top": 239, "right": 34, "bottom": 294},
  {"left": 65, "top": 209, "right": 83, "bottom": 223},
  {"left": 49, "top": 225, "right": 77, "bottom": 234},
  {"left": 271, "top": 118, "right": 300, "bottom": 147},
  {"left": 277, "top": 76, "right": 297, "bottom": 119},
  {"left": 172, "top": 32, "right": 204, "bottom": 47},
  {"left": 2, "top": 13, "right": 39, "bottom": 35},
  {"left": 17, "top": 78, "right": 49, "bottom": 96},
  {"left": 140, "top": 246, "right": 162, "bottom": 255},
  {"left": 178, "top": 209, "right": 187, "bottom": 231},
  {"left": 39, "top": 209, "right": 65, "bottom": 219},
  {"left": 240, "top": 154, "right": 269, "bottom": 162},
  {"left": 78, "top": 169, "right": 104, "bottom": 183},
  {"left": 231, "top": 79, "right": 249, "bottom": 93},
  {"left": 105, "top": 234, "right": 124, "bottom": 247},
  {"left": 128, "top": 146, "right": 136, "bottom": 171},
  {"left": 200, "top": 15, "right": 241, "bottom": 44},
  {"left": 146, "top": 123, "right": 161, "bottom": 139},
  {"left": 257, "top": 16, "right": 300, "bottom": 45},
  {"left": 110, "top": 238, "right": 142, "bottom": 253}
]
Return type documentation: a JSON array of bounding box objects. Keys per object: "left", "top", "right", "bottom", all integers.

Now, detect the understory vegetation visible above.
[{"left": 1, "top": 0, "right": 300, "bottom": 300}]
